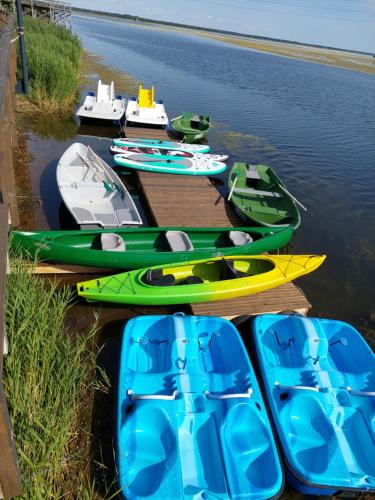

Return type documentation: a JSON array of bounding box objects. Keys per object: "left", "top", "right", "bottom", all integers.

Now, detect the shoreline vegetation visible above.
[
  {"left": 73, "top": 8, "right": 375, "bottom": 75},
  {"left": 3, "top": 255, "right": 99, "bottom": 498},
  {"left": 18, "top": 17, "right": 82, "bottom": 113}
]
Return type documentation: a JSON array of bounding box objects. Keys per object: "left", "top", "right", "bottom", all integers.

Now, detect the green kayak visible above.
[
  {"left": 11, "top": 226, "right": 293, "bottom": 270},
  {"left": 171, "top": 112, "right": 211, "bottom": 143},
  {"left": 228, "top": 163, "right": 301, "bottom": 229},
  {"left": 77, "top": 254, "right": 325, "bottom": 305}
]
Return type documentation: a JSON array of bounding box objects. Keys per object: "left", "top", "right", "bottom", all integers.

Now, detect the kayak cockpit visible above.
[{"left": 142, "top": 258, "right": 275, "bottom": 286}]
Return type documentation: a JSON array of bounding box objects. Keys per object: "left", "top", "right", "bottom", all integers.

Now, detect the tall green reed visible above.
[
  {"left": 3, "top": 255, "right": 97, "bottom": 498},
  {"left": 21, "top": 17, "right": 82, "bottom": 111}
]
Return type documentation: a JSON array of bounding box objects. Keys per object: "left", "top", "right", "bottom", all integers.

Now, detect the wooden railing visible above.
[
  {"left": 0, "top": 12, "right": 22, "bottom": 499},
  {"left": 0, "top": 0, "right": 71, "bottom": 27}
]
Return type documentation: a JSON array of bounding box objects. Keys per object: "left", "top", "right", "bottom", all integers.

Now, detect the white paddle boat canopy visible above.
[
  {"left": 125, "top": 84, "right": 168, "bottom": 127},
  {"left": 57, "top": 143, "right": 142, "bottom": 229},
  {"left": 76, "top": 80, "right": 126, "bottom": 122}
]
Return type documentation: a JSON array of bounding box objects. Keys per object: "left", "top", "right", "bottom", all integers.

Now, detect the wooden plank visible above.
[
  {"left": 138, "top": 171, "right": 243, "bottom": 227},
  {"left": 191, "top": 282, "right": 311, "bottom": 319},
  {"left": 32, "top": 262, "right": 117, "bottom": 274},
  {"left": 137, "top": 165, "right": 311, "bottom": 319},
  {"left": 124, "top": 126, "right": 174, "bottom": 140}
]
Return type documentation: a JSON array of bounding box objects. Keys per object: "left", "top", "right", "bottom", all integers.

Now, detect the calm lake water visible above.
[{"left": 25, "top": 14, "right": 375, "bottom": 329}]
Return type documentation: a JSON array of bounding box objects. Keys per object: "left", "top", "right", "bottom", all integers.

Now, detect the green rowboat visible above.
[
  {"left": 11, "top": 226, "right": 293, "bottom": 270},
  {"left": 171, "top": 112, "right": 211, "bottom": 143},
  {"left": 228, "top": 163, "right": 301, "bottom": 229}
]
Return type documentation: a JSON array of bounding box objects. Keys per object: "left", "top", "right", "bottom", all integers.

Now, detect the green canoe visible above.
[
  {"left": 228, "top": 163, "right": 301, "bottom": 229},
  {"left": 11, "top": 226, "right": 293, "bottom": 270},
  {"left": 171, "top": 112, "right": 211, "bottom": 143}
]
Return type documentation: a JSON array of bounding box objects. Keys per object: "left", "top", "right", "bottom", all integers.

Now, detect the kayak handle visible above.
[
  {"left": 204, "top": 388, "right": 253, "bottom": 400},
  {"left": 127, "top": 389, "right": 178, "bottom": 401},
  {"left": 347, "top": 387, "right": 375, "bottom": 397},
  {"left": 274, "top": 382, "right": 325, "bottom": 392}
]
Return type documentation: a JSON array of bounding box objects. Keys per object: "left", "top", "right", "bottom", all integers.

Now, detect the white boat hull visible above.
[
  {"left": 76, "top": 81, "right": 126, "bottom": 122},
  {"left": 57, "top": 143, "right": 142, "bottom": 228},
  {"left": 125, "top": 98, "right": 168, "bottom": 126}
]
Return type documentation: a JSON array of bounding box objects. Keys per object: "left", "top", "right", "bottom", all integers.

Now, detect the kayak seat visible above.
[
  {"left": 220, "top": 259, "right": 247, "bottom": 280},
  {"left": 101, "top": 233, "right": 126, "bottom": 252},
  {"left": 145, "top": 269, "right": 175, "bottom": 287},
  {"left": 165, "top": 231, "right": 194, "bottom": 252},
  {"left": 182, "top": 275, "right": 204, "bottom": 285},
  {"left": 229, "top": 231, "right": 253, "bottom": 247}
]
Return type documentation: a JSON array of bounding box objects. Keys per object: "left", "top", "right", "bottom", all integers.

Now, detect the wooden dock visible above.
[
  {"left": 136, "top": 170, "right": 311, "bottom": 318},
  {"left": 138, "top": 171, "right": 243, "bottom": 227},
  {"left": 32, "top": 125, "right": 311, "bottom": 318},
  {"left": 0, "top": 0, "right": 72, "bottom": 28}
]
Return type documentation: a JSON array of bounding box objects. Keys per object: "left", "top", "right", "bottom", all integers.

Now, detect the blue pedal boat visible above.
[
  {"left": 116, "top": 314, "right": 283, "bottom": 499},
  {"left": 252, "top": 314, "right": 375, "bottom": 495}
]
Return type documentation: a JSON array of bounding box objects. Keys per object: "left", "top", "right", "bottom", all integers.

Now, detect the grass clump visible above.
[
  {"left": 3, "top": 256, "right": 97, "bottom": 497},
  {"left": 20, "top": 17, "right": 82, "bottom": 112}
]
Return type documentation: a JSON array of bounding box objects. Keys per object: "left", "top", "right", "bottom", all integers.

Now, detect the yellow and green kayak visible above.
[{"left": 77, "top": 254, "right": 325, "bottom": 305}]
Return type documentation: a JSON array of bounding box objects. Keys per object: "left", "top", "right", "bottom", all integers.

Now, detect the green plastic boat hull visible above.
[
  {"left": 11, "top": 226, "right": 293, "bottom": 269},
  {"left": 171, "top": 112, "right": 210, "bottom": 144},
  {"left": 228, "top": 163, "right": 301, "bottom": 229}
]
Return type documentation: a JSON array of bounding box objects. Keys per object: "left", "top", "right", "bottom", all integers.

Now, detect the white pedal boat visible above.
[
  {"left": 57, "top": 143, "right": 142, "bottom": 229},
  {"left": 113, "top": 152, "right": 227, "bottom": 176},
  {"left": 76, "top": 80, "right": 125, "bottom": 123},
  {"left": 125, "top": 85, "right": 168, "bottom": 127},
  {"left": 109, "top": 145, "right": 228, "bottom": 162},
  {"left": 112, "top": 137, "right": 210, "bottom": 153}
]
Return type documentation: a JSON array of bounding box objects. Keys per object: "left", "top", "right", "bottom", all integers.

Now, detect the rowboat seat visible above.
[
  {"left": 229, "top": 231, "right": 253, "bottom": 246},
  {"left": 101, "top": 233, "right": 126, "bottom": 252},
  {"left": 93, "top": 213, "right": 118, "bottom": 226},
  {"left": 234, "top": 187, "right": 282, "bottom": 198},
  {"left": 246, "top": 165, "right": 261, "bottom": 180},
  {"left": 71, "top": 207, "right": 94, "bottom": 221},
  {"left": 116, "top": 208, "right": 133, "bottom": 224},
  {"left": 165, "top": 231, "right": 194, "bottom": 252}
]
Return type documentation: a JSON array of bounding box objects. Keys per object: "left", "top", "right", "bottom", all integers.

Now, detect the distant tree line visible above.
[{"left": 71, "top": 7, "right": 372, "bottom": 56}]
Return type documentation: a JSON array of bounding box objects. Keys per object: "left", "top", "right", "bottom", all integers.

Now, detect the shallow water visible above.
[{"left": 22, "top": 13, "right": 375, "bottom": 329}]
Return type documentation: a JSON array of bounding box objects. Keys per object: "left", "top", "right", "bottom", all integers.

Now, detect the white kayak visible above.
[
  {"left": 57, "top": 143, "right": 142, "bottom": 229},
  {"left": 110, "top": 145, "right": 228, "bottom": 162},
  {"left": 113, "top": 152, "right": 227, "bottom": 176},
  {"left": 112, "top": 137, "right": 210, "bottom": 153}
]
